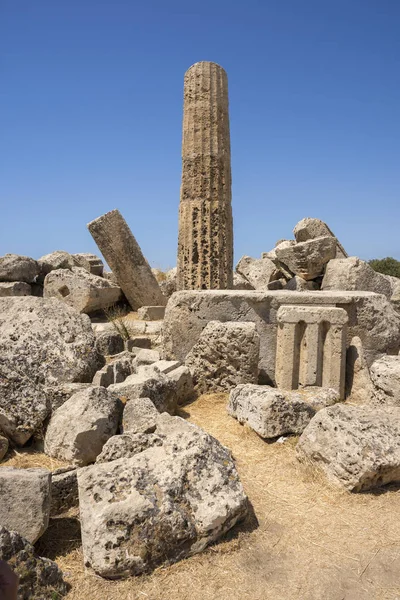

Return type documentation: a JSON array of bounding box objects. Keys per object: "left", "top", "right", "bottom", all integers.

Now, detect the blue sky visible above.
[{"left": 1, "top": 0, "right": 399, "bottom": 269}]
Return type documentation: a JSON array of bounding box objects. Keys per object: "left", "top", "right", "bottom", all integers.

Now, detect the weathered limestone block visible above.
[
  {"left": 137, "top": 305, "right": 166, "bottom": 321},
  {"left": 0, "top": 435, "right": 9, "bottom": 461},
  {"left": 50, "top": 382, "right": 92, "bottom": 412},
  {"left": 275, "top": 236, "right": 337, "bottom": 281},
  {"left": 177, "top": 62, "right": 233, "bottom": 290},
  {"left": 0, "top": 254, "right": 39, "bottom": 283},
  {"left": 293, "top": 217, "right": 348, "bottom": 258},
  {"left": 72, "top": 252, "right": 104, "bottom": 276},
  {"left": 155, "top": 267, "right": 177, "bottom": 298},
  {"left": 95, "top": 330, "right": 125, "bottom": 356},
  {"left": 0, "top": 468, "right": 51, "bottom": 543},
  {"left": 236, "top": 256, "right": 281, "bottom": 289},
  {"left": 0, "top": 526, "right": 68, "bottom": 599},
  {"left": 44, "top": 386, "right": 123, "bottom": 466},
  {"left": 322, "top": 257, "right": 393, "bottom": 299},
  {"left": 126, "top": 337, "right": 152, "bottom": 351},
  {"left": 185, "top": 321, "right": 260, "bottom": 393},
  {"left": 167, "top": 365, "right": 195, "bottom": 404},
  {"left": 275, "top": 305, "right": 348, "bottom": 399},
  {"left": 0, "top": 297, "right": 102, "bottom": 445},
  {"left": 233, "top": 272, "right": 254, "bottom": 290},
  {"left": 134, "top": 348, "right": 161, "bottom": 367},
  {"left": 162, "top": 290, "right": 400, "bottom": 384},
  {"left": 96, "top": 431, "right": 163, "bottom": 463},
  {"left": 345, "top": 336, "right": 375, "bottom": 404},
  {"left": 44, "top": 267, "right": 122, "bottom": 314},
  {"left": 122, "top": 397, "right": 160, "bottom": 433},
  {"left": 50, "top": 467, "right": 78, "bottom": 515},
  {"left": 152, "top": 360, "right": 181, "bottom": 374},
  {"left": 77, "top": 414, "right": 248, "bottom": 577},
  {"left": 92, "top": 351, "right": 134, "bottom": 387},
  {"left": 88, "top": 209, "right": 165, "bottom": 310},
  {"left": 0, "top": 281, "right": 31, "bottom": 297},
  {"left": 297, "top": 404, "right": 400, "bottom": 491},
  {"left": 262, "top": 240, "right": 295, "bottom": 262},
  {"left": 228, "top": 384, "right": 323, "bottom": 438},
  {"left": 108, "top": 366, "right": 178, "bottom": 414},
  {"left": 38, "top": 250, "right": 75, "bottom": 277},
  {"left": 370, "top": 355, "right": 400, "bottom": 406}
]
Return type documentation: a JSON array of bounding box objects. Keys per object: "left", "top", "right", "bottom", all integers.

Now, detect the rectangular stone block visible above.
[
  {"left": 162, "top": 290, "right": 400, "bottom": 385},
  {"left": 87, "top": 209, "right": 166, "bottom": 310},
  {"left": 137, "top": 305, "right": 166, "bottom": 321}
]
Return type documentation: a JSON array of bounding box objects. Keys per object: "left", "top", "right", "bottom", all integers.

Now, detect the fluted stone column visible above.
[{"left": 177, "top": 61, "right": 233, "bottom": 290}]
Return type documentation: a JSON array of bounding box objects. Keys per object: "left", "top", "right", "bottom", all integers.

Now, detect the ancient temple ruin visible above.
[{"left": 177, "top": 61, "right": 233, "bottom": 290}]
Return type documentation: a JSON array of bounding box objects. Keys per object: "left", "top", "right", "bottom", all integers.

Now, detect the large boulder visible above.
[
  {"left": 322, "top": 257, "right": 393, "bottom": 299},
  {"left": 50, "top": 467, "right": 79, "bottom": 515},
  {"left": 0, "top": 468, "right": 51, "bottom": 543},
  {"left": 77, "top": 414, "right": 248, "bottom": 577},
  {"left": 44, "top": 386, "right": 122, "bottom": 466},
  {"left": 108, "top": 366, "right": 178, "bottom": 414},
  {"left": 228, "top": 384, "right": 336, "bottom": 438},
  {"left": 44, "top": 267, "right": 122, "bottom": 314},
  {"left": 185, "top": 321, "right": 260, "bottom": 393},
  {"left": 122, "top": 397, "right": 160, "bottom": 433},
  {"left": 297, "top": 404, "right": 400, "bottom": 491},
  {"left": 235, "top": 256, "right": 280, "bottom": 289},
  {"left": 0, "top": 526, "right": 68, "bottom": 599},
  {"left": 0, "top": 297, "right": 102, "bottom": 445},
  {"left": 370, "top": 355, "right": 400, "bottom": 406},
  {"left": 37, "top": 250, "right": 75, "bottom": 277},
  {"left": 293, "top": 217, "right": 347, "bottom": 258},
  {"left": 0, "top": 254, "right": 39, "bottom": 283},
  {"left": 275, "top": 236, "right": 337, "bottom": 280},
  {"left": 232, "top": 272, "right": 254, "bottom": 290}
]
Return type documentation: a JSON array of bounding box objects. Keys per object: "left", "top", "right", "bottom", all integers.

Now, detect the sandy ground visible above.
[{"left": 4, "top": 393, "right": 400, "bottom": 600}]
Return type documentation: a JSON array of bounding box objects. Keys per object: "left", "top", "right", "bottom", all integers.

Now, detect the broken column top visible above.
[{"left": 87, "top": 209, "right": 166, "bottom": 311}]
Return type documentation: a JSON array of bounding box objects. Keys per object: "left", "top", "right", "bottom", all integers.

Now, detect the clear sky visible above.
[{"left": 1, "top": 0, "right": 399, "bottom": 270}]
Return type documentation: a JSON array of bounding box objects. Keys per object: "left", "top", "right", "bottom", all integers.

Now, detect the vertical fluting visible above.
[{"left": 177, "top": 61, "right": 233, "bottom": 290}]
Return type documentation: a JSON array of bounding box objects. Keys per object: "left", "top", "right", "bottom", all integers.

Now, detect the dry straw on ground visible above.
[{"left": 2, "top": 393, "right": 400, "bottom": 599}]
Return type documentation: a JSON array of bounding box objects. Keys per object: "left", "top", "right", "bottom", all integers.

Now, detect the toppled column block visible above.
[
  {"left": 88, "top": 209, "right": 166, "bottom": 310},
  {"left": 177, "top": 62, "right": 233, "bottom": 290},
  {"left": 275, "top": 305, "right": 348, "bottom": 399}
]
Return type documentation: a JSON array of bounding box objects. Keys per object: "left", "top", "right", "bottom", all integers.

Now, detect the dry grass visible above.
[
  {"left": 2, "top": 446, "right": 69, "bottom": 470},
  {"left": 3, "top": 393, "right": 400, "bottom": 599}
]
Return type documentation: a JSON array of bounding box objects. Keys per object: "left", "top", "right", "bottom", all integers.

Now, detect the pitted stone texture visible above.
[
  {"left": 0, "top": 435, "right": 8, "bottom": 461},
  {"left": 275, "top": 305, "right": 348, "bottom": 399},
  {"left": 275, "top": 236, "right": 337, "bottom": 281},
  {"left": 51, "top": 383, "right": 92, "bottom": 412},
  {"left": 0, "top": 254, "right": 39, "bottom": 283},
  {"left": 233, "top": 272, "right": 254, "bottom": 290},
  {"left": 322, "top": 257, "right": 394, "bottom": 299},
  {"left": 162, "top": 290, "right": 400, "bottom": 385},
  {"left": 50, "top": 467, "right": 78, "bottom": 515},
  {"left": 293, "top": 218, "right": 348, "bottom": 259},
  {"left": 122, "top": 397, "right": 160, "bottom": 434},
  {"left": 92, "top": 351, "right": 134, "bottom": 388},
  {"left": 88, "top": 209, "right": 166, "bottom": 310},
  {"left": 0, "top": 526, "right": 68, "bottom": 599},
  {"left": 78, "top": 414, "right": 248, "bottom": 577},
  {"left": 297, "top": 404, "right": 400, "bottom": 492},
  {"left": 236, "top": 256, "right": 281, "bottom": 290},
  {"left": 96, "top": 431, "right": 163, "bottom": 463},
  {"left": 95, "top": 330, "right": 125, "bottom": 356},
  {"left": 228, "top": 384, "right": 323, "bottom": 438},
  {"left": 0, "top": 468, "right": 51, "bottom": 543},
  {"left": 109, "top": 366, "right": 178, "bottom": 415},
  {"left": 0, "top": 297, "right": 102, "bottom": 445},
  {"left": 44, "top": 386, "right": 123, "bottom": 466},
  {"left": 0, "top": 281, "right": 31, "bottom": 297},
  {"left": 370, "top": 355, "right": 400, "bottom": 406},
  {"left": 167, "top": 365, "right": 195, "bottom": 404},
  {"left": 44, "top": 267, "right": 122, "bottom": 314},
  {"left": 72, "top": 253, "right": 104, "bottom": 276},
  {"left": 38, "top": 250, "right": 75, "bottom": 277},
  {"left": 137, "top": 305, "right": 165, "bottom": 321},
  {"left": 346, "top": 336, "right": 375, "bottom": 404},
  {"left": 177, "top": 62, "right": 233, "bottom": 291},
  {"left": 185, "top": 321, "right": 260, "bottom": 393}
]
